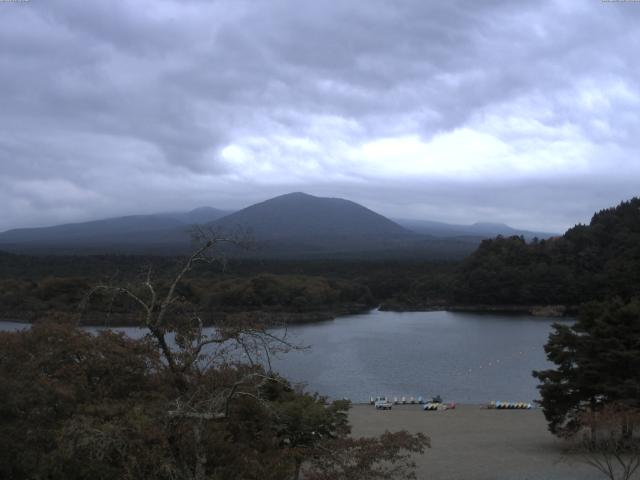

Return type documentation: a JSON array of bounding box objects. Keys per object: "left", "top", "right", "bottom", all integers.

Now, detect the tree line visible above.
[{"left": 452, "top": 198, "right": 640, "bottom": 306}]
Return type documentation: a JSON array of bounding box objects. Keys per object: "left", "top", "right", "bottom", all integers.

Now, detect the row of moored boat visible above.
[
  {"left": 369, "top": 396, "right": 439, "bottom": 405},
  {"left": 488, "top": 401, "right": 533, "bottom": 409}
]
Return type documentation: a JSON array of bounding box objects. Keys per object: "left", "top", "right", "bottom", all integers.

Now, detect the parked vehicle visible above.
[{"left": 374, "top": 396, "right": 393, "bottom": 410}]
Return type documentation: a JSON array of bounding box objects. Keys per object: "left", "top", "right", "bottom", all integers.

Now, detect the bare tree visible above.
[
  {"left": 574, "top": 403, "right": 640, "bottom": 480},
  {"left": 81, "top": 229, "right": 301, "bottom": 480}
]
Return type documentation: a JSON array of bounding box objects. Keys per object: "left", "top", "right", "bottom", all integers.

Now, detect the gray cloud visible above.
[{"left": 0, "top": 0, "right": 638, "bottom": 233}]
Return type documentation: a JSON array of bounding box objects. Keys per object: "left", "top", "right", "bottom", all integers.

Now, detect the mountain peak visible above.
[
  {"left": 211, "top": 193, "right": 412, "bottom": 246},
  {"left": 267, "top": 192, "right": 332, "bottom": 203},
  {"left": 278, "top": 192, "right": 314, "bottom": 198}
]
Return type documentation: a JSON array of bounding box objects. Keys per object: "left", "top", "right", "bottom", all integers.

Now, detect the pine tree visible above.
[{"left": 533, "top": 298, "right": 640, "bottom": 437}]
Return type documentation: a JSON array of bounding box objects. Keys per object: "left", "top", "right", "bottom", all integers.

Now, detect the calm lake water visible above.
[{"left": 0, "top": 310, "right": 570, "bottom": 404}]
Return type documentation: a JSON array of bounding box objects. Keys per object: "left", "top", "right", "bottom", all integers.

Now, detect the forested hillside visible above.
[{"left": 451, "top": 198, "right": 640, "bottom": 306}]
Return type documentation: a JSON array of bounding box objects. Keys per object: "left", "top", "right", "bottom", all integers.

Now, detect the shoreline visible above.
[
  {"left": 0, "top": 304, "right": 372, "bottom": 327},
  {"left": 379, "top": 303, "right": 578, "bottom": 317},
  {"left": 0, "top": 303, "right": 576, "bottom": 327}
]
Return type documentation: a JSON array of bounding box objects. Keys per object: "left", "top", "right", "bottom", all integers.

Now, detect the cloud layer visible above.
[{"left": 1, "top": 0, "right": 639, "bottom": 232}]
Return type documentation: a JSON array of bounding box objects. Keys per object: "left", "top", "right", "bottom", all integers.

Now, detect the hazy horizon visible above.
[{"left": 1, "top": 1, "right": 639, "bottom": 233}]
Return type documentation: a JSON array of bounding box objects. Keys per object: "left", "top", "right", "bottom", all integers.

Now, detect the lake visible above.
[{"left": 0, "top": 310, "right": 570, "bottom": 404}]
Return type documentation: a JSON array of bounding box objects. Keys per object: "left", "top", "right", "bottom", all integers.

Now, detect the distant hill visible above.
[
  {"left": 162, "top": 207, "right": 231, "bottom": 225},
  {"left": 208, "top": 192, "right": 440, "bottom": 257},
  {"left": 0, "top": 207, "right": 230, "bottom": 254},
  {"left": 213, "top": 192, "right": 409, "bottom": 239},
  {"left": 395, "top": 218, "right": 556, "bottom": 240}
]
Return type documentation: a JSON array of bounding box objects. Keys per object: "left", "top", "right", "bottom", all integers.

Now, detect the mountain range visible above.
[
  {"left": 394, "top": 218, "right": 553, "bottom": 241},
  {"left": 0, "top": 193, "right": 555, "bottom": 258}
]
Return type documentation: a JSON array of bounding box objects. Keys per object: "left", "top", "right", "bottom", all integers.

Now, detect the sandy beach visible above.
[{"left": 349, "top": 404, "right": 603, "bottom": 480}]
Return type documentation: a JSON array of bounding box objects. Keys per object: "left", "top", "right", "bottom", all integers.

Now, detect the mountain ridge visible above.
[
  {"left": 394, "top": 218, "right": 556, "bottom": 240},
  {"left": 0, "top": 192, "right": 552, "bottom": 258}
]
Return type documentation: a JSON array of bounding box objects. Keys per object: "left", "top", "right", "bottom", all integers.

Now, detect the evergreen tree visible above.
[{"left": 533, "top": 298, "right": 640, "bottom": 437}]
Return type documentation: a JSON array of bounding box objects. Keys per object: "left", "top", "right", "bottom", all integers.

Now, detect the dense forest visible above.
[
  {"left": 451, "top": 198, "right": 640, "bottom": 307},
  {"left": 0, "top": 252, "right": 454, "bottom": 324},
  {"left": 0, "top": 271, "right": 377, "bottom": 325}
]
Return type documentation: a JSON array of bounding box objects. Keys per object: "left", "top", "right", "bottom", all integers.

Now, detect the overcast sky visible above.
[{"left": 1, "top": 0, "right": 639, "bottom": 233}]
